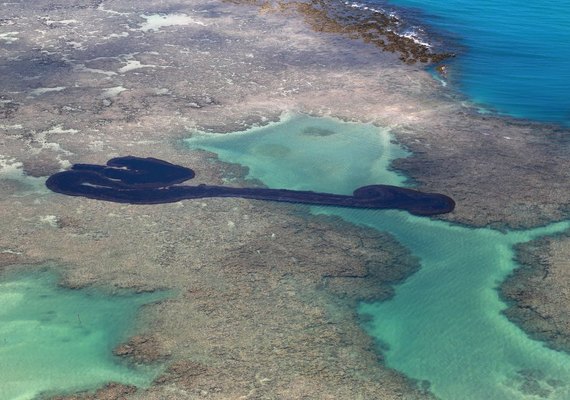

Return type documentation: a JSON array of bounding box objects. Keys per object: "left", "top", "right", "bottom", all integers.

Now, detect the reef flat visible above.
[
  {"left": 3, "top": 151, "right": 429, "bottom": 399},
  {"left": 502, "top": 232, "right": 570, "bottom": 353},
  {"left": 1, "top": 0, "right": 568, "bottom": 229},
  {"left": 1, "top": 0, "right": 570, "bottom": 398}
]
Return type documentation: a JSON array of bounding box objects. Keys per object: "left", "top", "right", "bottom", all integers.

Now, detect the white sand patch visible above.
[
  {"left": 107, "top": 32, "right": 129, "bottom": 38},
  {"left": 28, "top": 87, "right": 66, "bottom": 97},
  {"left": 138, "top": 13, "right": 206, "bottom": 33},
  {"left": 44, "top": 125, "right": 79, "bottom": 135},
  {"left": 42, "top": 19, "right": 78, "bottom": 26},
  {"left": 0, "top": 32, "right": 19, "bottom": 43},
  {"left": 39, "top": 215, "right": 59, "bottom": 227},
  {"left": 118, "top": 59, "right": 156, "bottom": 73},
  {"left": 28, "top": 125, "right": 77, "bottom": 155},
  {"left": 117, "top": 54, "right": 164, "bottom": 73},
  {"left": 101, "top": 86, "right": 128, "bottom": 98},
  {"left": 29, "top": 134, "right": 69, "bottom": 155},
  {"left": 0, "top": 249, "right": 22, "bottom": 255},
  {"left": 0, "top": 124, "right": 23, "bottom": 130},
  {"left": 57, "top": 156, "right": 71, "bottom": 169},
  {"left": 97, "top": 2, "right": 130, "bottom": 15}
]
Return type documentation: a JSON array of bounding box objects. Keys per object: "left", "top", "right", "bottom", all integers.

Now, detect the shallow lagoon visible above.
[
  {"left": 0, "top": 268, "right": 162, "bottom": 400},
  {"left": 186, "top": 114, "right": 570, "bottom": 399}
]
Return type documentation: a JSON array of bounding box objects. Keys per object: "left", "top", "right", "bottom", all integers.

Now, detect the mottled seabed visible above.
[
  {"left": 501, "top": 232, "right": 570, "bottom": 354},
  {"left": 1, "top": 0, "right": 570, "bottom": 399}
]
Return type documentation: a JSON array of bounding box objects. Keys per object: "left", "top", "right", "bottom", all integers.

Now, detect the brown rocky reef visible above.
[
  {"left": 113, "top": 335, "right": 171, "bottom": 364},
  {"left": 47, "top": 383, "right": 137, "bottom": 400},
  {"left": 501, "top": 231, "right": 570, "bottom": 353},
  {"left": 231, "top": 0, "right": 453, "bottom": 64}
]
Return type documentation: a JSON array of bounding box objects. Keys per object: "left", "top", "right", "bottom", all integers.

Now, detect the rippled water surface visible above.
[
  {"left": 371, "top": 0, "right": 570, "bottom": 125},
  {"left": 186, "top": 114, "right": 570, "bottom": 399}
]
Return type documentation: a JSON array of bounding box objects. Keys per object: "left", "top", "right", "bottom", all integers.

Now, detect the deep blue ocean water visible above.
[{"left": 364, "top": 0, "right": 570, "bottom": 126}]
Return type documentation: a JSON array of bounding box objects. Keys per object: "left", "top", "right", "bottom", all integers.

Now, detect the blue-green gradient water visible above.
[
  {"left": 0, "top": 268, "right": 163, "bottom": 400},
  {"left": 365, "top": 0, "right": 570, "bottom": 125},
  {"left": 185, "top": 114, "right": 570, "bottom": 399}
]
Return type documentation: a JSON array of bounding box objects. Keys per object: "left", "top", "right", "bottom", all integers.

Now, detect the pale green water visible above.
[
  {"left": 187, "top": 114, "right": 408, "bottom": 192},
  {"left": 185, "top": 113, "right": 570, "bottom": 399},
  {"left": 0, "top": 268, "right": 163, "bottom": 400}
]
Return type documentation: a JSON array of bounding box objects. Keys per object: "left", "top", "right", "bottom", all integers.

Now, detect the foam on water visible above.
[
  {"left": 0, "top": 268, "right": 163, "bottom": 400},
  {"left": 372, "top": 0, "right": 570, "bottom": 125},
  {"left": 346, "top": 1, "right": 433, "bottom": 48},
  {"left": 185, "top": 114, "right": 570, "bottom": 399}
]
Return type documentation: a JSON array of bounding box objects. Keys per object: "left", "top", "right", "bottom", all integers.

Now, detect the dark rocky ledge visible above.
[
  {"left": 501, "top": 232, "right": 570, "bottom": 353},
  {"left": 229, "top": 0, "right": 454, "bottom": 64},
  {"left": 113, "top": 335, "right": 170, "bottom": 364},
  {"left": 46, "top": 383, "right": 137, "bottom": 400}
]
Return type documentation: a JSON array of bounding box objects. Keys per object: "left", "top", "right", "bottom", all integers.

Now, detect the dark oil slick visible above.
[{"left": 46, "top": 156, "right": 455, "bottom": 216}]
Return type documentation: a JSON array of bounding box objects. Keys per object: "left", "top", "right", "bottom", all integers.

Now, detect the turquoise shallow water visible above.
[
  {"left": 186, "top": 114, "right": 570, "bottom": 399},
  {"left": 364, "top": 0, "right": 570, "bottom": 125},
  {"left": 0, "top": 268, "right": 163, "bottom": 400}
]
